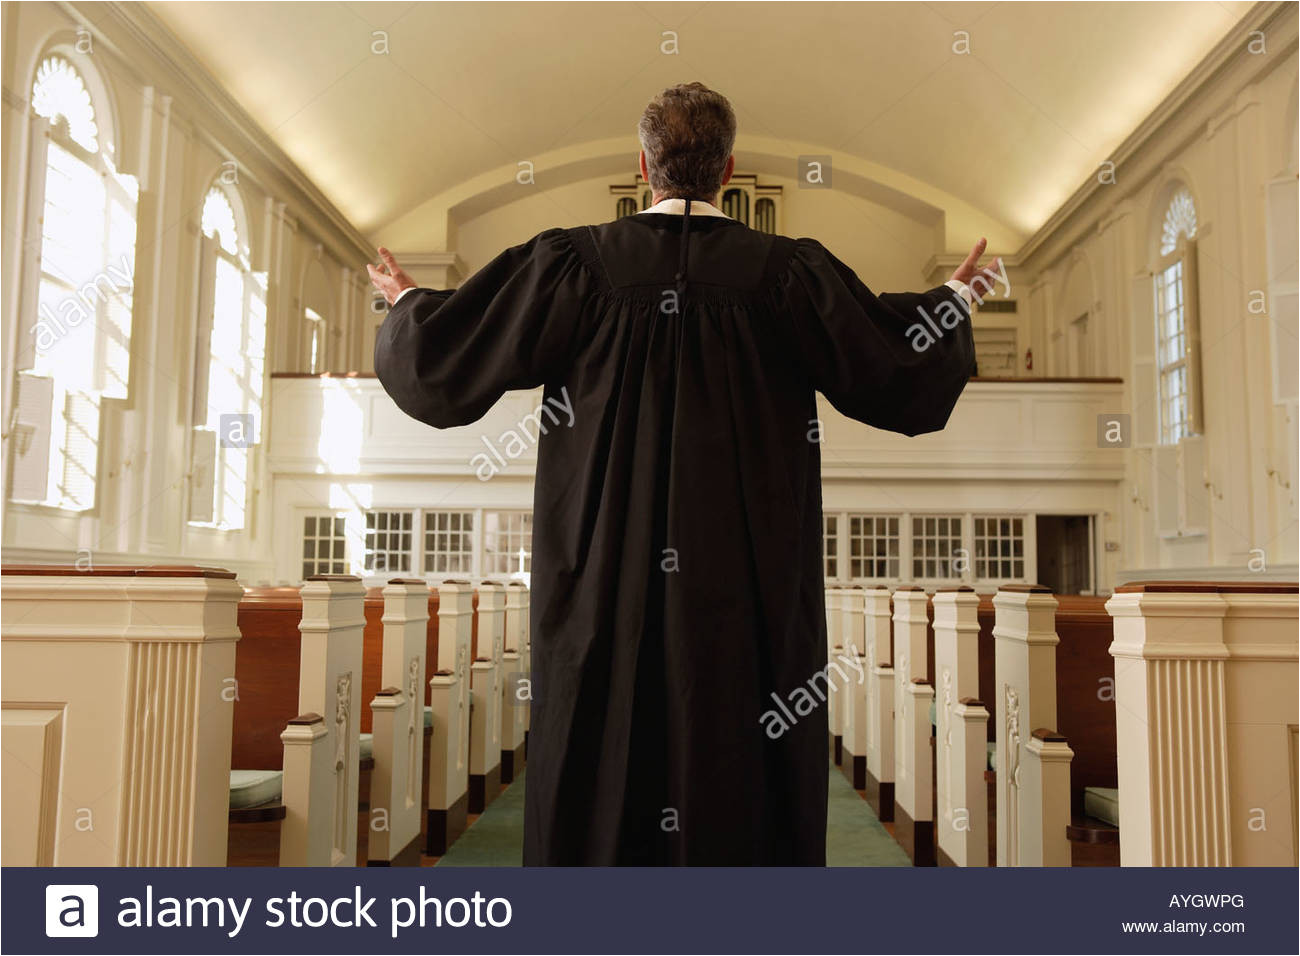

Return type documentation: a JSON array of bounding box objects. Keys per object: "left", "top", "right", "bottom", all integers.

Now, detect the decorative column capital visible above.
[
  {"left": 476, "top": 582, "right": 507, "bottom": 610},
  {"left": 993, "top": 585, "right": 1060, "bottom": 646},
  {"left": 299, "top": 575, "right": 366, "bottom": 632},
  {"left": 932, "top": 586, "right": 980, "bottom": 629},
  {"left": 380, "top": 578, "right": 430, "bottom": 627},
  {"left": 1105, "top": 587, "right": 1230, "bottom": 661}
]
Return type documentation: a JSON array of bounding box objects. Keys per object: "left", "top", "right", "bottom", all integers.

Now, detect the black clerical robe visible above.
[{"left": 374, "top": 210, "right": 975, "bottom": 866}]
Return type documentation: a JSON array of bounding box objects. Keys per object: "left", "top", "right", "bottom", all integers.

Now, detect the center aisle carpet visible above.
[{"left": 434, "top": 764, "right": 909, "bottom": 866}]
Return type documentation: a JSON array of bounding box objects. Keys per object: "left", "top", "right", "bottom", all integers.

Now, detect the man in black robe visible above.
[{"left": 369, "top": 82, "right": 1001, "bottom": 865}]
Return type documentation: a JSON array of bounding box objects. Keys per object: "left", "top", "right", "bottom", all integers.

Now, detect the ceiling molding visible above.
[
  {"left": 64, "top": 1, "right": 373, "bottom": 266},
  {"left": 1017, "top": 0, "right": 1296, "bottom": 267}
]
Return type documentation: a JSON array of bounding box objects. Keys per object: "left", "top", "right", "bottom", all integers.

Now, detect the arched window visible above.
[
  {"left": 754, "top": 197, "right": 777, "bottom": 235},
  {"left": 615, "top": 197, "right": 637, "bottom": 219},
  {"left": 305, "top": 307, "right": 326, "bottom": 373},
  {"left": 189, "top": 184, "right": 266, "bottom": 529},
  {"left": 1160, "top": 187, "right": 1197, "bottom": 256},
  {"left": 10, "top": 54, "right": 137, "bottom": 510},
  {"left": 300, "top": 258, "right": 332, "bottom": 374},
  {"left": 1153, "top": 186, "right": 1201, "bottom": 444}
]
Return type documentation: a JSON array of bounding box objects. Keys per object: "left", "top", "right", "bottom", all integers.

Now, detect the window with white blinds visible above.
[{"left": 11, "top": 54, "right": 138, "bottom": 511}]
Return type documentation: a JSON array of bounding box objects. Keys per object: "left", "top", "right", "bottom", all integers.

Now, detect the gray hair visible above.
[{"left": 637, "top": 82, "right": 736, "bottom": 201}]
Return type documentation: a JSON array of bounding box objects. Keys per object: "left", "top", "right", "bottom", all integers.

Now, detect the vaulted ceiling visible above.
[{"left": 146, "top": 0, "right": 1254, "bottom": 248}]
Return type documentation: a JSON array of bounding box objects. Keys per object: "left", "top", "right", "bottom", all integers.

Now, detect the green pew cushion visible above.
[
  {"left": 229, "top": 769, "right": 282, "bottom": 809},
  {"left": 359, "top": 732, "right": 373, "bottom": 761},
  {"left": 929, "top": 699, "right": 936, "bottom": 727},
  {"left": 1084, "top": 786, "right": 1120, "bottom": 827},
  {"left": 987, "top": 742, "right": 996, "bottom": 771},
  {"left": 425, "top": 704, "right": 433, "bottom": 729}
]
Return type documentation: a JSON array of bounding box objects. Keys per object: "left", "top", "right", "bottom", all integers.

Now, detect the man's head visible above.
[{"left": 637, "top": 82, "right": 736, "bottom": 204}]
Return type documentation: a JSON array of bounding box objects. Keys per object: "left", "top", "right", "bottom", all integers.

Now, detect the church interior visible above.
[{"left": 1, "top": 0, "right": 1297, "bottom": 873}]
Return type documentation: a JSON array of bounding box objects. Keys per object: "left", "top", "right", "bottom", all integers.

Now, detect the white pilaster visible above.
[
  {"left": 367, "top": 578, "right": 428, "bottom": 864},
  {"left": 0, "top": 566, "right": 242, "bottom": 866},
  {"left": 892, "top": 587, "right": 931, "bottom": 837},
  {"left": 500, "top": 583, "right": 529, "bottom": 776},
  {"left": 863, "top": 586, "right": 894, "bottom": 815},
  {"left": 994, "top": 585, "right": 1072, "bottom": 867},
  {"left": 839, "top": 587, "right": 868, "bottom": 784},
  {"left": 825, "top": 587, "right": 846, "bottom": 751},
  {"left": 933, "top": 586, "right": 988, "bottom": 866},
  {"left": 289, "top": 574, "right": 365, "bottom": 867},
  {"left": 278, "top": 715, "right": 331, "bottom": 866},
  {"left": 366, "top": 687, "right": 412, "bottom": 863}
]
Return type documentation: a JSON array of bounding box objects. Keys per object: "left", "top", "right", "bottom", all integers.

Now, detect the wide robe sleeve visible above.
[
  {"left": 373, "top": 228, "right": 588, "bottom": 429},
  {"left": 777, "top": 237, "right": 977, "bottom": 436}
]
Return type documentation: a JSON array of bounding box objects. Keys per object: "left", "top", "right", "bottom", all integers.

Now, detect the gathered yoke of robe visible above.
[{"left": 374, "top": 207, "right": 975, "bottom": 865}]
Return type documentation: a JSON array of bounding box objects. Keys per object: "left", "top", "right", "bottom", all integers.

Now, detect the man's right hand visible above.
[
  {"left": 949, "top": 238, "right": 1003, "bottom": 301},
  {"left": 367, "top": 247, "right": 417, "bottom": 306}
]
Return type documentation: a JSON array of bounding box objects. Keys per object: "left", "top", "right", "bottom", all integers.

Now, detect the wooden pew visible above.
[
  {"left": 279, "top": 575, "right": 366, "bottom": 866},
  {"left": 892, "top": 586, "right": 934, "bottom": 865},
  {"left": 468, "top": 584, "right": 506, "bottom": 813},
  {"left": 228, "top": 582, "right": 379, "bottom": 864},
  {"left": 863, "top": 587, "right": 1119, "bottom": 867},
  {"left": 933, "top": 586, "right": 987, "bottom": 867},
  {"left": 992, "top": 586, "right": 1073, "bottom": 867},
  {"left": 365, "top": 579, "right": 431, "bottom": 865},
  {"left": 427, "top": 581, "right": 472, "bottom": 855},
  {"left": 362, "top": 584, "right": 439, "bottom": 819},
  {"left": 231, "top": 587, "right": 304, "bottom": 775},
  {"left": 915, "top": 592, "right": 1119, "bottom": 863},
  {"left": 500, "top": 582, "right": 529, "bottom": 783}
]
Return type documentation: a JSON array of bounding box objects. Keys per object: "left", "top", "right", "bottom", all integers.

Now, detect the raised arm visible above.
[
  {"left": 368, "top": 231, "right": 588, "bottom": 429},
  {"left": 779, "top": 238, "right": 1001, "bottom": 436}
]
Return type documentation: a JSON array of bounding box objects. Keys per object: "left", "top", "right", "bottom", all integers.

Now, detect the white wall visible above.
[
  {"left": 1, "top": 2, "right": 373, "bottom": 580},
  {"left": 3, "top": 2, "right": 1293, "bottom": 588},
  {"left": 450, "top": 170, "right": 942, "bottom": 293},
  {"left": 1021, "top": 22, "right": 1298, "bottom": 579}
]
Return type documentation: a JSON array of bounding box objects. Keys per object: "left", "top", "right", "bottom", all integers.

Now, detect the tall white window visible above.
[
  {"left": 1154, "top": 187, "right": 1200, "bottom": 445},
  {"left": 189, "top": 185, "right": 267, "bottom": 529},
  {"left": 972, "top": 515, "right": 1025, "bottom": 580},
  {"left": 304, "top": 307, "right": 326, "bottom": 374},
  {"left": 911, "top": 515, "right": 963, "bottom": 580},
  {"left": 302, "top": 514, "right": 347, "bottom": 578},
  {"left": 822, "top": 515, "right": 839, "bottom": 580},
  {"left": 11, "top": 54, "right": 137, "bottom": 510},
  {"left": 484, "top": 510, "right": 532, "bottom": 577},
  {"left": 424, "top": 510, "right": 474, "bottom": 574},
  {"left": 849, "top": 514, "right": 900, "bottom": 580},
  {"left": 364, "top": 510, "right": 413, "bottom": 573}
]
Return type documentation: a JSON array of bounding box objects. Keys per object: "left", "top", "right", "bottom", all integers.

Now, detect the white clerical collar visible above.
[{"left": 638, "top": 198, "right": 730, "bottom": 218}]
